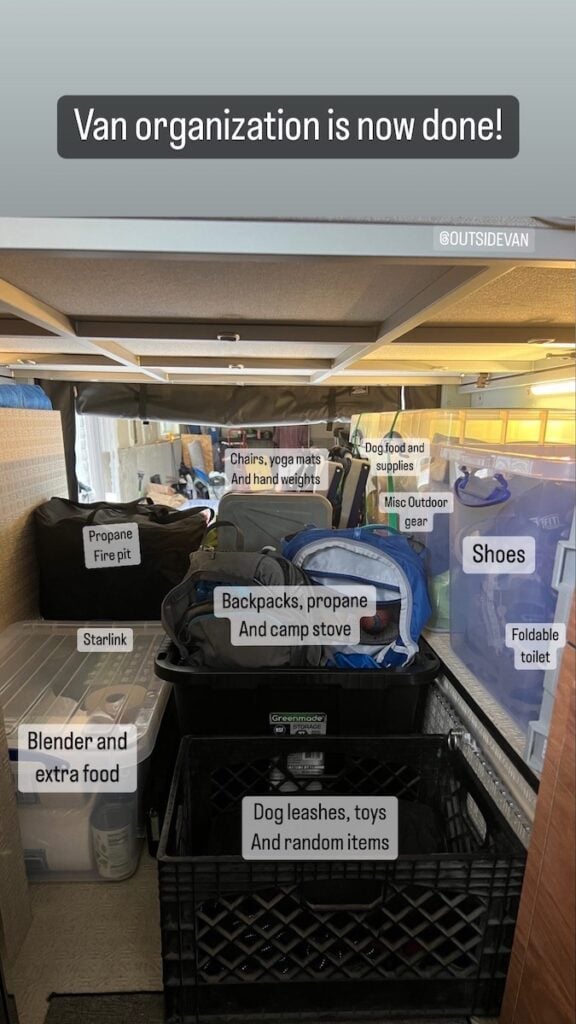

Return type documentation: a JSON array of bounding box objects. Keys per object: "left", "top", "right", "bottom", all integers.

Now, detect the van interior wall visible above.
[
  {"left": 0, "top": 408, "right": 67, "bottom": 963},
  {"left": 442, "top": 381, "right": 574, "bottom": 411},
  {"left": 469, "top": 385, "right": 575, "bottom": 410}
]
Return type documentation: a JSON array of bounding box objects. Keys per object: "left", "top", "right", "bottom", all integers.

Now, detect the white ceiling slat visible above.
[
  {"left": 19, "top": 368, "right": 461, "bottom": 387},
  {"left": 0, "top": 277, "right": 75, "bottom": 337},
  {"left": 0, "top": 353, "right": 333, "bottom": 372},
  {"left": 350, "top": 361, "right": 538, "bottom": 373},
  {"left": 86, "top": 339, "right": 167, "bottom": 382},
  {"left": 331, "top": 374, "right": 462, "bottom": 385},
  {"left": 137, "top": 356, "right": 333, "bottom": 371}
]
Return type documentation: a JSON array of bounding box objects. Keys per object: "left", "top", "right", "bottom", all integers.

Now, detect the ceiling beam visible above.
[
  {"left": 330, "top": 374, "right": 462, "bottom": 385},
  {"left": 0, "top": 352, "right": 118, "bottom": 368},
  {"left": 84, "top": 339, "right": 168, "bottom": 382},
  {"left": 17, "top": 367, "right": 461, "bottom": 386},
  {"left": 311, "top": 263, "right": 517, "bottom": 383},
  {"left": 0, "top": 277, "right": 75, "bottom": 337},
  {"left": 23, "top": 369, "right": 316, "bottom": 386},
  {"left": 0, "top": 318, "right": 53, "bottom": 338},
  {"left": 385, "top": 325, "right": 575, "bottom": 346},
  {"left": 2, "top": 318, "right": 573, "bottom": 348},
  {"left": 15, "top": 369, "right": 164, "bottom": 383},
  {"left": 75, "top": 321, "right": 378, "bottom": 345},
  {"left": 0, "top": 353, "right": 334, "bottom": 372}
]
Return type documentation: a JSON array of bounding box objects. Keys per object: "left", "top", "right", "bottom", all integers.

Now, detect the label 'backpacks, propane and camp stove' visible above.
[{"left": 283, "top": 524, "right": 431, "bottom": 668}]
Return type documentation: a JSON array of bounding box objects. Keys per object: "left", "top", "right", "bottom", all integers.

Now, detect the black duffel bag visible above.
[{"left": 34, "top": 497, "right": 212, "bottom": 620}]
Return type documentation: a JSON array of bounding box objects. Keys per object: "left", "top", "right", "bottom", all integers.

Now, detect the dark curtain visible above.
[
  {"left": 43, "top": 381, "right": 441, "bottom": 497},
  {"left": 74, "top": 382, "right": 440, "bottom": 424}
]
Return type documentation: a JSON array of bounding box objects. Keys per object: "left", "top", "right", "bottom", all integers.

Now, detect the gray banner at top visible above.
[{"left": 58, "top": 95, "right": 519, "bottom": 159}]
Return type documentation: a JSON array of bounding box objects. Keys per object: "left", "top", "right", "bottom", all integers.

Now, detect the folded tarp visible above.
[{"left": 0, "top": 384, "right": 52, "bottom": 410}]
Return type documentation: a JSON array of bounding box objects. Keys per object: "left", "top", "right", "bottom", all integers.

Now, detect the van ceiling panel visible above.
[
  {"left": 0, "top": 254, "right": 447, "bottom": 321},
  {"left": 428, "top": 267, "right": 575, "bottom": 325}
]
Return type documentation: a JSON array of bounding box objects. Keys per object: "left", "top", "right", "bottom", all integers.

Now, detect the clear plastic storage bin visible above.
[
  {"left": 0, "top": 621, "right": 170, "bottom": 881},
  {"left": 446, "top": 442, "right": 575, "bottom": 735},
  {"left": 351, "top": 409, "right": 575, "bottom": 633}
]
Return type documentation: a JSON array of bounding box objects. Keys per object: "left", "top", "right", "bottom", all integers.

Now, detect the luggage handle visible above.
[
  {"left": 454, "top": 468, "right": 511, "bottom": 508},
  {"left": 201, "top": 519, "right": 245, "bottom": 551},
  {"left": 51, "top": 496, "right": 152, "bottom": 525},
  {"left": 454, "top": 757, "right": 512, "bottom": 847},
  {"left": 301, "top": 879, "right": 382, "bottom": 912}
]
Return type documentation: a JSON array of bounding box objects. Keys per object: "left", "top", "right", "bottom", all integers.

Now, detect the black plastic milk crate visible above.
[
  {"left": 154, "top": 640, "right": 439, "bottom": 737},
  {"left": 158, "top": 735, "right": 526, "bottom": 1023}
]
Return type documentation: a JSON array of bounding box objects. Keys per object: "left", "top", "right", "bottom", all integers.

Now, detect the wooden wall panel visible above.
[{"left": 501, "top": 603, "right": 576, "bottom": 1024}]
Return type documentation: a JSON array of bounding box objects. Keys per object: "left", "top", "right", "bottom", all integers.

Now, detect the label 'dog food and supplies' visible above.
[
  {"left": 214, "top": 584, "right": 376, "bottom": 645},
  {"left": 363, "top": 438, "right": 430, "bottom": 476},
  {"left": 82, "top": 523, "right": 141, "bottom": 569},
  {"left": 242, "top": 796, "right": 398, "bottom": 860}
]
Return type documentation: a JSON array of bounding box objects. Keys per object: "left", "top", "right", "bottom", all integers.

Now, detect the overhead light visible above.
[{"left": 530, "top": 379, "right": 576, "bottom": 396}]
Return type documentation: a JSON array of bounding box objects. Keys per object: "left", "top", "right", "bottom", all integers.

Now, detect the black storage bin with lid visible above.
[
  {"left": 154, "top": 639, "right": 440, "bottom": 737},
  {"left": 158, "top": 734, "right": 526, "bottom": 1022}
]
